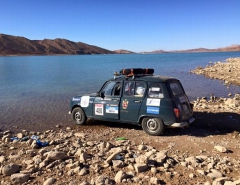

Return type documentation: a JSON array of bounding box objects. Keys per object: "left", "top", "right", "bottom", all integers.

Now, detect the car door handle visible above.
[
  {"left": 112, "top": 99, "right": 119, "bottom": 102},
  {"left": 134, "top": 100, "right": 142, "bottom": 103}
]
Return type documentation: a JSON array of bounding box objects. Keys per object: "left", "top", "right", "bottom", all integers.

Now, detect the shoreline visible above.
[{"left": 190, "top": 57, "right": 240, "bottom": 86}]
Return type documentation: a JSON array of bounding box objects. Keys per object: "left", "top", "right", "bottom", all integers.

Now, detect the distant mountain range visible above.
[
  {"left": 142, "top": 45, "right": 240, "bottom": 54},
  {"left": 0, "top": 33, "right": 240, "bottom": 56},
  {"left": 0, "top": 34, "right": 115, "bottom": 55}
]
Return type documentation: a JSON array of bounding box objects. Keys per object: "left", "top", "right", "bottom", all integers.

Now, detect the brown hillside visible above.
[
  {"left": 0, "top": 34, "right": 115, "bottom": 55},
  {"left": 114, "top": 49, "right": 135, "bottom": 54}
]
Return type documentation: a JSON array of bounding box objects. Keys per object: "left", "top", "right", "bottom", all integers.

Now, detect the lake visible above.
[{"left": 1, "top": 52, "right": 240, "bottom": 131}]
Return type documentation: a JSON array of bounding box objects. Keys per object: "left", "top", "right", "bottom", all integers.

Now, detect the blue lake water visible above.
[{"left": 0, "top": 52, "right": 240, "bottom": 131}]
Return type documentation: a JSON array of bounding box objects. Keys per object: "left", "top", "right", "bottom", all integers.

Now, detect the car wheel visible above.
[
  {"left": 72, "top": 107, "right": 86, "bottom": 125},
  {"left": 142, "top": 117, "right": 165, "bottom": 136}
]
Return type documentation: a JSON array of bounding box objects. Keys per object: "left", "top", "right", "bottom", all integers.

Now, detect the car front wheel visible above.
[
  {"left": 72, "top": 107, "right": 86, "bottom": 125},
  {"left": 142, "top": 117, "right": 165, "bottom": 136}
]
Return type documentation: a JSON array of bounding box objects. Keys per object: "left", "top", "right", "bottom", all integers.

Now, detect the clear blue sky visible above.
[{"left": 1, "top": 0, "right": 240, "bottom": 52}]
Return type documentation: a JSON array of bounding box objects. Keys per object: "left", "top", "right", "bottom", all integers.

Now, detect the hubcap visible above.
[
  {"left": 75, "top": 112, "right": 82, "bottom": 121},
  {"left": 146, "top": 118, "right": 158, "bottom": 131}
]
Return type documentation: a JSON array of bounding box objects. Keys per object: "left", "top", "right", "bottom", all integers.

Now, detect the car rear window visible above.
[
  {"left": 148, "top": 83, "right": 164, "bottom": 98},
  {"left": 169, "top": 82, "right": 184, "bottom": 96}
]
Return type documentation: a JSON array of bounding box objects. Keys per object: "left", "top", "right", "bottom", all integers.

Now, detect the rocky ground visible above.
[
  {"left": 190, "top": 57, "right": 240, "bottom": 86},
  {"left": 1, "top": 58, "right": 240, "bottom": 185}
]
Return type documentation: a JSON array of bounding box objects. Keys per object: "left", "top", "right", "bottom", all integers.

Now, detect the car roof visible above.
[{"left": 109, "top": 75, "right": 179, "bottom": 83}]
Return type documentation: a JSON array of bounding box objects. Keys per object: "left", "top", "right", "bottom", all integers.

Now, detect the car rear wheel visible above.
[
  {"left": 142, "top": 117, "right": 165, "bottom": 136},
  {"left": 72, "top": 107, "right": 86, "bottom": 125}
]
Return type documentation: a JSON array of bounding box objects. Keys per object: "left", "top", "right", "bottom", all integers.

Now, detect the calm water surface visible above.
[{"left": 1, "top": 52, "right": 240, "bottom": 131}]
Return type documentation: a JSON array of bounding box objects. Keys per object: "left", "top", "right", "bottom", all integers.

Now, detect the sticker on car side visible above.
[
  {"left": 147, "top": 106, "right": 159, "bottom": 114},
  {"left": 80, "top": 96, "right": 90, "bottom": 107},
  {"left": 106, "top": 105, "right": 118, "bottom": 114},
  {"left": 146, "top": 98, "right": 160, "bottom": 106},
  {"left": 122, "top": 99, "right": 129, "bottom": 109},
  {"left": 95, "top": 104, "right": 104, "bottom": 115}
]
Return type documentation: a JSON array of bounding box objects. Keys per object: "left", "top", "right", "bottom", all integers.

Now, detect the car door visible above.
[
  {"left": 120, "top": 81, "right": 146, "bottom": 122},
  {"left": 93, "top": 81, "right": 122, "bottom": 119}
]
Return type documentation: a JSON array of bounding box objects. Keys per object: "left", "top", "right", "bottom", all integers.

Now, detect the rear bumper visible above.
[{"left": 170, "top": 116, "right": 195, "bottom": 128}]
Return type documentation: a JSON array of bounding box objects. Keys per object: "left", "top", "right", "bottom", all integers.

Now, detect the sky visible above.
[{"left": 1, "top": 0, "right": 240, "bottom": 52}]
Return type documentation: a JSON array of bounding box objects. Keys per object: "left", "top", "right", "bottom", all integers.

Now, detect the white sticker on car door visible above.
[
  {"left": 146, "top": 98, "right": 160, "bottom": 106},
  {"left": 80, "top": 96, "right": 90, "bottom": 107}
]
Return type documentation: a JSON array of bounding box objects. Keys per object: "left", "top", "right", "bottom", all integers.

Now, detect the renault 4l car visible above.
[{"left": 69, "top": 68, "right": 195, "bottom": 136}]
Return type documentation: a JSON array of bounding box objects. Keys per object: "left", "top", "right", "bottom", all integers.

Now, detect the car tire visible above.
[
  {"left": 72, "top": 107, "right": 86, "bottom": 125},
  {"left": 142, "top": 117, "right": 165, "bottom": 136}
]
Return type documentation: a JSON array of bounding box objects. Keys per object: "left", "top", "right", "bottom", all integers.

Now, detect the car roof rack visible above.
[{"left": 114, "top": 68, "right": 154, "bottom": 79}]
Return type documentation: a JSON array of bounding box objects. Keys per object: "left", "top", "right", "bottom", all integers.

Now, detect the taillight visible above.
[{"left": 174, "top": 108, "right": 180, "bottom": 118}]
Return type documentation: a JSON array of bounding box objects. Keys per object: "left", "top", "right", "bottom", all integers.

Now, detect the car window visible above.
[
  {"left": 124, "top": 82, "right": 134, "bottom": 96},
  {"left": 101, "top": 81, "right": 122, "bottom": 96},
  {"left": 134, "top": 82, "right": 146, "bottom": 97},
  {"left": 170, "top": 82, "right": 184, "bottom": 96},
  {"left": 124, "top": 81, "right": 146, "bottom": 97},
  {"left": 113, "top": 82, "right": 122, "bottom": 96},
  {"left": 148, "top": 83, "right": 164, "bottom": 98}
]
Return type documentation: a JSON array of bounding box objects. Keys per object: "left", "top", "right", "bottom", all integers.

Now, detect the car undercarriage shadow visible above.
[
  {"left": 80, "top": 111, "right": 240, "bottom": 137},
  {"left": 162, "top": 111, "right": 240, "bottom": 137}
]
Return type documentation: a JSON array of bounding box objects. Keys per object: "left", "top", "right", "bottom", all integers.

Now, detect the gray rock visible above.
[
  {"left": 135, "top": 155, "right": 148, "bottom": 164},
  {"left": 154, "top": 151, "right": 167, "bottom": 165},
  {"left": 31, "top": 140, "right": 39, "bottom": 149},
  {"left": 2, "top": 163, "right": 20, "bottom": 176},
  {"left": 2, "top": 134, "right": 10, "bottom": 142},
  {"left": 138, "top": 144, "right": 147, "bottom": 150},
  {"left": 151, "top": 167, "right": 157, "bottom": 174},
  {"left": 134, "top": 163, "right": 148, "bottom": 173},
  {"left": 105, "top": 147, "right": 122, "bottom": 164},
  {"left": 38, "top": 148, "right": 48, "bottom": 156},
  {"left": 46, "top": 151, "right": 67, "bottom": 161},
  {"left": 112, "top": 160, "right": 125, "bottom": 168},
  {"left": 79, "top": 152, "right": 88, "bottom": 163},
  {"left": 0, "top": 156, "right": 6, "bottom": 164},
  {"left": 43, "top": 177, "right": 56, "bottom": 185},
  {"left": 207, "top": 162, "right": 214, "bottom": 170},
  {"left": 231, "top": 179, "right": 240, "bottom": 185},
  {"left": 39, "top": 161, "right": 48, "bottom": 169},
  {"left": 207, "top": 169, "right": 223, "bottom": 179},
  {"left": 79, "top": 167, "right": 88, "bottom": 176},
  {"left": 145, "top": 151, "right": 155, "bottom": 158},
  {"left": 212, "top": 177, "right": 229, "bottom": 185},
  {"left": 197, "top": 169, "right": 205, "bottom": 175},
  {"left": 115, "top": 170, "right": 127, "bottom": 183},
  {"left": 93, "top": 175, "right": 114, "bottom": 185},
  {"left": 214, "top": 145, "right": 228, "bottom": 153},
  {"left": 204, "top": 181, "right": 211, "bottom": 185},
  {"left": 223, "top": 181, "right": 236, "bottom": 185},
  {"left": 16, "top": 133, "right": 24, "bottom": 139},
  {"left": 74, "top": 132, "right": 86, "bottom": 138},
  {"left": 189, "top": 173, "right": 196, "bottom": 178},
  {"left": 149, "top": 177, "right": 159, "bottom": 184},
  {"left": 74, "top": 149, "right": 84, "bottom": 157},
  {"left": 11, "top": 173, "right": 30, "bottom": 184}
]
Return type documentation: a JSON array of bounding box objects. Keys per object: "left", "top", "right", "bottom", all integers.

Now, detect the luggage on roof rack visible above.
[{"left": 120, "top": 68, "right": 154, "bottom": 76}]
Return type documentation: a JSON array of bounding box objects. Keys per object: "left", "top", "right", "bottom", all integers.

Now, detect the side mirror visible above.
[{"left": 100, "top": 92, "right": 105, "bottom": 98}]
